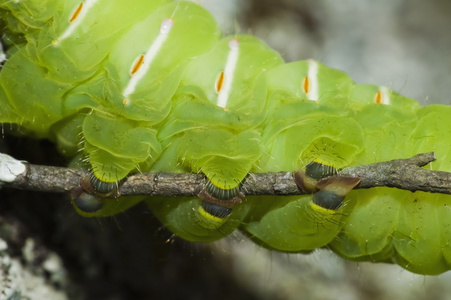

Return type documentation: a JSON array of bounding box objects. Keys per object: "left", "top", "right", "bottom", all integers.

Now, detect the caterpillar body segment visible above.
[{"left": 2, "top": 0, "right": 451, "bottom": 275}]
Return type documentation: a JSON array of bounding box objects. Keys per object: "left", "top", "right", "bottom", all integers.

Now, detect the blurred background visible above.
[{"left": 2, "top": 0, "right": 451, "bottom": 299}]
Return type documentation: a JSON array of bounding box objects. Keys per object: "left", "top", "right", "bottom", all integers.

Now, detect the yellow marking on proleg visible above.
[
  {"left": 69, "top": 3, "right": 84, "bottom": 23},
  {"left": 122, "top": 18, "right": 174, "bottom": 98},
  {"left": 216, "top": 38, "right": 240, "bottom": 108},
  {"left": 215, "top": 71, "right": 225, "bottom": 93},
  {"left": 197, "top": 206, "right": 229, "bottom": 230},
  {"left": 310, "top": 202, "right": 340, "bottom": 214},
  {"left": 130, "top": 54, "right": 145, "bottom": 75}
]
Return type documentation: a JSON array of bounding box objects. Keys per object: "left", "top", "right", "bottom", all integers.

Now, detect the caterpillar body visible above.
[{"left": 1, "top": 0, "right": 451, "bottom": 275}]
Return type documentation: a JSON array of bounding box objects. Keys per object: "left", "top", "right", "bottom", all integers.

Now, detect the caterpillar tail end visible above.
[
  {"left": 294, "top": 161, "right": 360, "bottom": 210},
  {"left": 294, "top": 169, "right": 318, "bottom": 193},
  {"left": 313, "top": 176, "right": 361, "bottom": 210},
  {"left": 293, "top": 161, "right": 338, "bottom": 193}
]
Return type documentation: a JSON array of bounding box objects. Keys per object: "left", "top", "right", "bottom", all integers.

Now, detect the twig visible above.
[{"left": 1, "top": 152, "right": 448, "bottom": 197}]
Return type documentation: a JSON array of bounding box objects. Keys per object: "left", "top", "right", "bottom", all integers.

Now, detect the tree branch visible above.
[{"left": 1, "top": 152, "right": 449, "bottom": 198}]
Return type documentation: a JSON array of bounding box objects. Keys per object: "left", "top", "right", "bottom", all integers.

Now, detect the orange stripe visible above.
[
  {"left": 374, "top": 91, "right": 382, "bottom": 104},
  {"left": 131, "top": 55, "right": 145, "bottom": 75},
  {"left": 215, "top": 71, "right": 225, "bottom": 93},
  {"left": 302, "top": 76, "right": 310, "bottom": 94},
  {"left": 70, "top": 3, "right": 84, "bottom": 23}
]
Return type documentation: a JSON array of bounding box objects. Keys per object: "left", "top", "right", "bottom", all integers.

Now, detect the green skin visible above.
[
  {"left": 147, "top": 34, "right": 283, "bottom": 241},
  {"left": 329, "top": 105, "right": 451, "bottom": 275},
  {"left": 1, "top": 0, "right": 451, "bottom": 275}
]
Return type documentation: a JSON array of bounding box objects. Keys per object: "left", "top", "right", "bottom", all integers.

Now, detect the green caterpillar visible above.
[{"left": 1, "top": 0, "right": 451, "bottom": 275}]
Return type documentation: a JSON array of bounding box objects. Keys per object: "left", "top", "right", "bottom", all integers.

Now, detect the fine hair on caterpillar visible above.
[{"left": 2, "top": 0, "right": 451, "bottom": 275}]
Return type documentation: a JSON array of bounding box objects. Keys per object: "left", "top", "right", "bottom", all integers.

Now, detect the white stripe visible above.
[
  {"left": 57, "top": 0, "right": 100, "bottom": 43},
  {"left": 216, "top": 39, "right": 239, "bottom": 108},
  {"left": 307, "top": 59, "right": 319, "bottom": 101},
  {"left": 379, "top": 86, "right": 390, "bottom": 104},
  {"left": 123, "top": 18, "right": 173, "bottom": 98}
]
